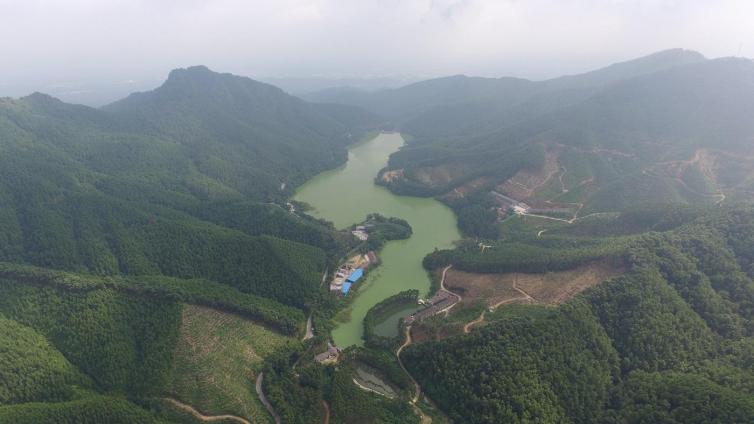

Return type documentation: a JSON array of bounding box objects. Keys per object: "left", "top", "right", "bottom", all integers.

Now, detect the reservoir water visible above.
[{"left": 294, "top": 132, "right": 460, "bottom": 347}]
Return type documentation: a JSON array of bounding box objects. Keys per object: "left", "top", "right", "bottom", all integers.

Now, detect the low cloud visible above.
[{"left": 0, "top": 0, "right": 751, "bottom": 91}]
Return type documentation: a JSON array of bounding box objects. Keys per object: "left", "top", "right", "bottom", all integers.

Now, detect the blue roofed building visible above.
[
  {"left": 341, "top": 282, "right": 353, "bottom": 295},
  {"left": 346, "top": 268, "right": 363, "bottom": 283}
]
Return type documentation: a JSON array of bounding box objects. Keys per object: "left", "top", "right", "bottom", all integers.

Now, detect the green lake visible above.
[{"left": 294, "top": 132, "right": 460, "bottom": 347}]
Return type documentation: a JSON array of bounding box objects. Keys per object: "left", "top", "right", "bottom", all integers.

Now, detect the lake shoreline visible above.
[{"left": 293, "top": 133, "right": 460, "bottom": 347}]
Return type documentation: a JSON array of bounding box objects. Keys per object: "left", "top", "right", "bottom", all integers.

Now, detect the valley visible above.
[
  {"left": 3, "top": 48, "right": 754, "bottom": 424},
  {"left": 294, "top": 132, "right": 460, "bottom": 347}
]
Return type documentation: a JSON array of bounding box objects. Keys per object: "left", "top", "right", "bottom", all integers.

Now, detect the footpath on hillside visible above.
[
  {"left": 256, "top": 373, "right": 281, "bottom": 424},
  {"left": 162, "top": 398, "right": 251, "bottom": 424}
]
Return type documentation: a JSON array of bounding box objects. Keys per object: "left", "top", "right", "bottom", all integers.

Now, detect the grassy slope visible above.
[{"left": 168, "top": 305, "right": 297, "bottom": 423}]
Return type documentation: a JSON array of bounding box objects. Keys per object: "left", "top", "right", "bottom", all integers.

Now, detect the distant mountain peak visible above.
[
  {"left": 160, "top": 65, "right": 279, "bottom": 94},
  {"left": 185, "top": 65, "right": 212, "bottom": 72},
  {"left": 598, "top": 48, "right": 707, "bottom": 72},
  {"left": 647, "top": 48, "right": 706, "bottom": 60},
  {"left": 165, "top": 65, "right": 221, "bottom": 84},
  {"left": 23, "top": 92, "right": 62, "bottom": 104},
  {"left": 541, "top": 48, "right": 707, "bottom": 90}
]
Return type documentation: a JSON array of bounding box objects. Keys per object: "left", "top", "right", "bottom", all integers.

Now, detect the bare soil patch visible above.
[
  {"left": 413, "top": 164, "right": 469, "bottom": 187},
  {"left": 440, "top": 269, "right": 524, "bottom": 310},
  {"left": 513, "top": 262, "right": 620, "bottom": 304},
  {"left": 381, "top": 168, "right": 405, "bottom": 183},
  {"left": 498, "top": 148, "right": 560, "bottom": 200},
  {"left": 442, "top": 262, "right": 622, "bottom": 309},
  {"left": 441, "top": 177, "right": 491, "bottom": 201}
]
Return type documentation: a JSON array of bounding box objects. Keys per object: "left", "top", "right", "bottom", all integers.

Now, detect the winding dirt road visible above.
[
  {"left": 396, "top": 325, "right": 420, "bottom": 404},
  {"left": 390, "top": 266, "right": 460, "bottom": 423},
  {"left": 396, "top": 325, "right": 433, "bottom": 423},
  {"left": 162, "top": 398, "right": 250, "bottom": 424},
  {"left": 256, "top": 373, "right": 281, "bottom": 424},
  {"left": 462, "top": 276, "right": 536, "bottom": 333},
  {"left": 463, "top": 311, "right": 487, "bottom": 333}
]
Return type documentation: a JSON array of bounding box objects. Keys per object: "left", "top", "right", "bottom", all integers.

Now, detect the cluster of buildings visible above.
[
  {"left": 404, "top": 290, "right": 458, "bottom": 325},
  {"left": 329, "top": 251, "right": 379, "bottom": 296},
  {"left": 314, "top": 342, "right": 341, "bottom": 363},
  {"left": 351, "top": 225, "right": 369, "bottom": 241},
  {"left": 491, "top": 191, "right": 531, "bottom": 215},
  {"left": 490, "top": 190, "right": 571, "bottom": 218},
  {"left": 527, "top": 206, "right": 573, "bottom": 215}
]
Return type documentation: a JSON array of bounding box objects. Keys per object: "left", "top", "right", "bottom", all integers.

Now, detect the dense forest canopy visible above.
[
  {"left": 0, "top": 66, "right": 382, "bottom": 422},
  {"left": 403, "top": 205, "right": 754, "bottom": 423},
  {"left": 0, "top": 66, "right": 383, "bottom": 308}
]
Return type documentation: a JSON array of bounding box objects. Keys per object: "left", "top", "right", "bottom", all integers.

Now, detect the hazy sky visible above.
[{"left": 1, "top": 0, "right": 752, "bottom": 102}]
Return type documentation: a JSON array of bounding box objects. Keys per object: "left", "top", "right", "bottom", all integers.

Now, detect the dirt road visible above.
[
  {"left": 162, "top": 398, "right": 250, "bottom": 424},
  {"left": 438, "top": 265, "right": 461, "bottom": 315},
  {"left": 256, "top": 373, "right": 281, "bottom": 424},
  {"left": 322, "top": 400, "right": 330, "bottom": 424},
  {"left": 463, "top": 311, "right": 486, "bottom": 333},
  {"left": 396, "top": 325, "right": 420, "bottom": 404},
  {"left": 396, "top": 325, "right": 432, "bottom": 423},
  {"left": 303, "top": 314, "right": 314, "bottom": 340},
  {"left": 463, "top": 276, "right": 535, "bottom": 333}
]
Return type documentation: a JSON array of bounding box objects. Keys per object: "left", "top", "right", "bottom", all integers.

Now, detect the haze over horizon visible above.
[
  {"left": 5, "top": 1, "right": 754, "bottom": 422},
  {"left": 1, "top": 0, "right": 753, "bottom": 105}
]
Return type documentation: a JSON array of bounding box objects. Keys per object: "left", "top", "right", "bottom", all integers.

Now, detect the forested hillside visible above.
[
  {"left": 403, "top": 206, "right": 754, "bottom": 423},
  {"left": 305, "top": 49, "right": 705, "bottom": 127},
  {"left": 104, "top": 66, "right": 381, "bottom": 198},
  {"left": 5, "top": 49, "right": 754, "bottom": 423},
  {"left": 0, "top": 269, "right": 182, "bottom": 422},
  {"left": 309, "top": 49, "right": 754, "bottom": 235},
  {"left": 0, "top": 263, "right": 310, "bottom": 423},
  {"left": 0, "top": 66, "right": 381, "bottom": 307},
  {"left": 0, "top": 67, "right": 379, "bottom": 421}
]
